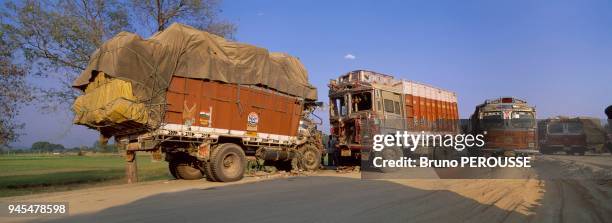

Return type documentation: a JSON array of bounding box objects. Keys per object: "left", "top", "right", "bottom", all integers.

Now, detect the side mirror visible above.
[{"left": 315, "top": 101, "right": 324, "bottom": 107}]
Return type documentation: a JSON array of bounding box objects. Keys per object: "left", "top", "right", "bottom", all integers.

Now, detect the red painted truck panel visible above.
[{"left": 165, "top": 77, "right": 303, "bottom": 136}]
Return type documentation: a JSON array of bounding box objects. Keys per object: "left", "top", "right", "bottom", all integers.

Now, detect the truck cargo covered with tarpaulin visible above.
[
  {"left": 72, "top": 23, "right": 317, "bottom": 136},
  {"left": 72, "top": 23, "right": 325, "bottom": 183}
]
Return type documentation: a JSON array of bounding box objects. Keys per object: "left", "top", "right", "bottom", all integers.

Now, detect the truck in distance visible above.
[
  {"left": 328, "top": 70, "right": 459, "bottom": 166},
  {"left": 606, "top": 105, "right": 612, "bottom": 153},
  {"left": 538, "top": 117, "right": 587, "bottom": 155},
  {"left": 468, "top": 97, "right": 537, "bottom": 156}
]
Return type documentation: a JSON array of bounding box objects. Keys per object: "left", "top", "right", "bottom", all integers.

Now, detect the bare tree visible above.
[
  {"left": 131, "top": 0, "right": 236, "bottom": 38},
  {"left": 0, "top": 29, "right": 32, "bottom": 145},
  {"left": 0, "top": 0, "right": 131, "bottom": 111}
]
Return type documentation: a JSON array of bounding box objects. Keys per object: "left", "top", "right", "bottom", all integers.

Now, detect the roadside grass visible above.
[{"left": 0, "top": 154, "right": 171, "bottom": 197}]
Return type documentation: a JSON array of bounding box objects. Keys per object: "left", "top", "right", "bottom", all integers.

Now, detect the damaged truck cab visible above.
[
  {"left": 329, "top": 71, "right": 403, "bottom": 165},
  {"left": 329, "top": 70, "right": 459, "bottom": 165}
]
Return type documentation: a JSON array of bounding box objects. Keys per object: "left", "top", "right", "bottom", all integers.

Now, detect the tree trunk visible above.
[{"left": 125, "top": 150, "right": 138, "bottom": 183}]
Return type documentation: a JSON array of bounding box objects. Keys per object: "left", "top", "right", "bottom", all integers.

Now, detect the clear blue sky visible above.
[{"left": 13, "top": 0, "right": 612, "bottom": 148}]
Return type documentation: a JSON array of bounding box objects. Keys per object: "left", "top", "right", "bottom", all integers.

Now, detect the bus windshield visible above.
[
  {"left": 511, "top": 111, "right": 535, "bottom": 128},
  {"left": 566, "top": 122, "right": 583, "bottom": 134},
  {"left": 482, "top": 111, "right": 503, "bottom": 129},
  {"left": 547, "top": 122, "right": 564, "bottom": 134}
]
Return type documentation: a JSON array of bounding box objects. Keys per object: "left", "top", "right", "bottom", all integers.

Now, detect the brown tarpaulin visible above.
[{"left": 73, "top": 23, "right": 317, "bottom": 100}]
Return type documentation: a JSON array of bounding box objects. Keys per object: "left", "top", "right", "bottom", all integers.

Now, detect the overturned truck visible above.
[{"left": 72, "top": 23, "right": 323, "bottom": 182}]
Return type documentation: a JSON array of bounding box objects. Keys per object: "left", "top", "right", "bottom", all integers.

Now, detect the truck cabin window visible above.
[
  {"left": 331, "top": 97, "right": 347, "bottom": 117},
  {"left": 383, "top": 99, "right": 400, "bottom": 114},
  {"left": 351, "top": 92, "right": 372, "bottom": 112},
  {"left": 482, "top": 111, "right": 503, "bottom": 128},
  {"left": 394, "top": 101, "right": 401, "bottom": 114},
  {"left": 547, "top": 122, "right": 564, "bottom": 134},
  {"left": 566, "top": 122, "right": 583, "bottom": 134},
  {"left": 511, "top": 111, "right": 535, "bottom": 128}
]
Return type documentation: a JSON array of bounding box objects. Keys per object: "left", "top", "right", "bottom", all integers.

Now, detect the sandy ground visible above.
[{"left": 1, "top": 154, "right": 610, "bottom": 223}]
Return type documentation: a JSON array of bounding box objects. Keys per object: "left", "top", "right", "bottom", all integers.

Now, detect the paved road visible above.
[
  {"left": 1, "top": 155, "right": 610, "bottom": 223},
  {"left": 2, "top": 173, "right": 540, "bottom": 223}
]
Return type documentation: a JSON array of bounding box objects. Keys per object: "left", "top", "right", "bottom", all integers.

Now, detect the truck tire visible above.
[
  {"left": 378, "top": 147, "right": 403, "bottom": 173},
  {"left": 209, "top": 143, "right": 246, "bottom": 182},
  {"left": 433, "top": 147, "right": 458, "bottom": 161},
  {"left": 169, "top": 160, "right": 180, "bottom": 179},
  {"left": 175, "top": 161, "right": 204, "bottom": 180},
  {"left": 202, "top": 161, "right": 218, "bottom": 182},
  {"left": 299, "top": 145, "right": 321, "bottom": 171}
]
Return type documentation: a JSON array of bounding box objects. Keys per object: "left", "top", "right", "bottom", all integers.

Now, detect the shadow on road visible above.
[{"left": 36, "top": 176, "right": 533, "bottom": 223}]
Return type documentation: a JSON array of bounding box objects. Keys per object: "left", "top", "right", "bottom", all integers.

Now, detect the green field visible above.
[{"left": 0, "top": 154, "right": 171, "bottom": 197}]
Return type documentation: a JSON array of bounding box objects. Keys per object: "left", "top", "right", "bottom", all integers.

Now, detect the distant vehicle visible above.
[
  {"left": 606, "top": 105, "right": 612, "bottom": 153},
  {"left": 538, "top": 118, "right": 587, "bottom": 155},
  {"left": 468, "top": 97, "right": 537, "bottom": 156},
  {"left": 328, "top": 70, "right": 459, "bottom": 166}
]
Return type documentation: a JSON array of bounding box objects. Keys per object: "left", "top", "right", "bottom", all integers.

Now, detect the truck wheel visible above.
[
  {"left": 175, "top": 160, "right": 204, "bottom": 180},
  {"left": 202, "top": 161, "right": 218, "bottom": 182},
  {"left": 379, "top": 147, "right": 402, "bottom": 173},
  {"left": 433, "top": 147, "right": 457, "bottom": 161},
  {"left": 210, "top": 143, "right": 246, "bottom": 182},
  {"left": 169, "top": 160, "right": 180, "bottom": 179},
  {"left": 299, "top": 145, "right": 321, "bottom": 171}
]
